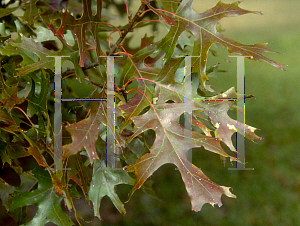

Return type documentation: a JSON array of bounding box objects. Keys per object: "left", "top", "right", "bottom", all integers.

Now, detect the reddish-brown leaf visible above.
[
  {"left": 125, "top": 100, "right": 237, "bottom": 211},
  {"left": 63, "top": 90, "right": 126, "bottom": 164}
]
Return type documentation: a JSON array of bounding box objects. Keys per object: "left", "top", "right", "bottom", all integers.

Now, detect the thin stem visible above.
[
  {"left": 126, "top": 0, "right": 129, "bottom": 18},
  {"left": 124, "top": 77, "right": 182, "bottom": 97},
  {"left": 61, "top": 62, "right": 99, "bottom": 78},
  {"left": 14, "top": 106, "right": 39, "bottom": 136},
  {"left": 133, "top": 19, "right": 161, "bottom": 28},
  {"left": 108, "top": 2, "right": 146, "bottom": 55}
]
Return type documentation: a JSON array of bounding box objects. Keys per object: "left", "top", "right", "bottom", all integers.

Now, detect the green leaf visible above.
[
  {"left": 26, "top": 69, "right": 50, "bottom": 139},
  {"left": 67, "top": 154, "right": 90, "bottom": 201},
  {"left": 0, "top": 73, "right": 25, "bottom": 112},
  {"left": 0, "top": 108, "right": 19, "bottom": 135},
  {"left": 89, "top": 158, "right": 135, "bottom": 220},
  {"left": 0, "top": 169, "right": 37, "bottom": 208},
  {"left": 156, "top": 0, "right": 181, "bottom": 14},
  {"left": 3, "top": 62, "right": 18, "bottom": 77},
  {"left": 9, "top": 168, "right": 73, "bottom": 226},
  {"left": 0, "top": 136, "right": 29, "bottom": 165},
  {"left": 0, "top": 178, "right": 15, "bottom": 206},
  {"left": 33, "top": 25, "right": 60, "bottom": 43},
  {"left": 157, "top": 0, "right": 285, "bottom": 87},
  {"left": 0, "top": 34, "right": 58, "bottom": 77},
  {"left": 0, "top": 7, "right": 19, "bottom": 19},
  {"left": 17, "top": 76, "right": 32, "bottom": 98},
  {"left": 21, "top": 0, "right": 39, "bottom": 25}
]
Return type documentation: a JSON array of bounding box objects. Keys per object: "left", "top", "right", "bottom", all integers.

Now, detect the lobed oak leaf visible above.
[
  {"left": 119, "top": 79, "right": 153, "bottom": 132},
  {"left": 21, "top": 0, "right": 39, "bottom": 25},
  {"left": 26, "top": 69, "right": 50, "bottom": 139},
  {"left": 0, "top": 108, "right": 19, "bottom": 136},
  {"left": 125, "top": 100, "right": 237, "bottom": 211},
  {"left": 0, "top": 34, "right": 59, "bottom": 77},
  {"left": 0, "top": 74, "right": 25, "bottom": 112},
  {"left": 157, "top": 0, "right": 285, "bottom": 87},
  {"left": 63, "top": 89, "right": 126, "bottom": 164},
  {"left": 89, "top": 158, "right": 135, "bottom": 220},
  {"left": 63, "top": 95, "right": 104, "bottom": 164},
  {"left": 0, "top": 6, "right": 19, "bottom": 19},
  {"left": 150, "top": 77, "right": 261, "bottom": 152},
  {"left": 9, "top": 168, "right": 73, "bottom": 226},
  {"left": 0, "top": 171, "right": 37, "bottom": 208},
  {"left": 202, "top": 87, "right": 262, "bottom": 152},
  {"left": 118, "top": 44, "right": 161, "bottom": 132},
  {"left": 67, "top": 154, "right": 91, "bottom": 201},
  {"left": 55, "top": 0, "right": 104, "bottom": 68}
]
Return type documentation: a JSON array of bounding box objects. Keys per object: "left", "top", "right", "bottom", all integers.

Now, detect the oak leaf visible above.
[
  {"left": 89, "top": 158, "right": 135, "bottom": 220},
  {"left": 9, "top": 168, "right": 73, "bottom": 226},
  {"left": 63, "top": 89, "right": 126, "bottom": 164},
  {"left": 158, "top": 0, "right": 285, "bottom": 87},
  {"left": 125, "top": 99, "right": 237, "bottom": 211}
]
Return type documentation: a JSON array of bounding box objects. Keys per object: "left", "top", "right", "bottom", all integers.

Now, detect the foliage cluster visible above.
[{"left": 0, "top": 0, "right": 283, "bottom": 225}]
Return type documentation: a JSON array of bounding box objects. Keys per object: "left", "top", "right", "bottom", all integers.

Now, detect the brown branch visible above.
[{"left": 108, "top": 1, "right": 146, "bottom": 55}]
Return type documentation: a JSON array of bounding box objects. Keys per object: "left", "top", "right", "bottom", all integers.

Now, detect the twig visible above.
[
  {"left": 62, "top": 62, "right": 100, "bottom": 78},
  {"left": 63, "top": 1, "right": 147, "bottom": 84},
  {"left": 108, "top": 1, "right": 146, "bottom": 55}
]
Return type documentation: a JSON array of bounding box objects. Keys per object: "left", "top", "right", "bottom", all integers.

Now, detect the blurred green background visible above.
[{"left": 85, "top": 0, "right": 300, "bottom": 225}]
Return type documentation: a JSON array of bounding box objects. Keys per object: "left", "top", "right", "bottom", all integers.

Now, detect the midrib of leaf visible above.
[
  {"left": 129, "top": 102, "right": 227, "bottom": 183},
  {"left": 160, "top": 0, "right": 283, "bottom": 77},
  {"left": 10, "top": 187, "right": 51, "bottom": 208},
  {"left": 50, "top": 189, "right": 69, "bottom": 226},
  {"left": 18, "top": 60, "right": 54, "bottom": 76},
  {"left": 73, "top": 102, "right": 102, "bottom": 150},
  {"left": 36, "top": 188, "right": 53, "bottom": 225},
  {"left": 101, "top": 170, "right": 123, "bottom": 213}
]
